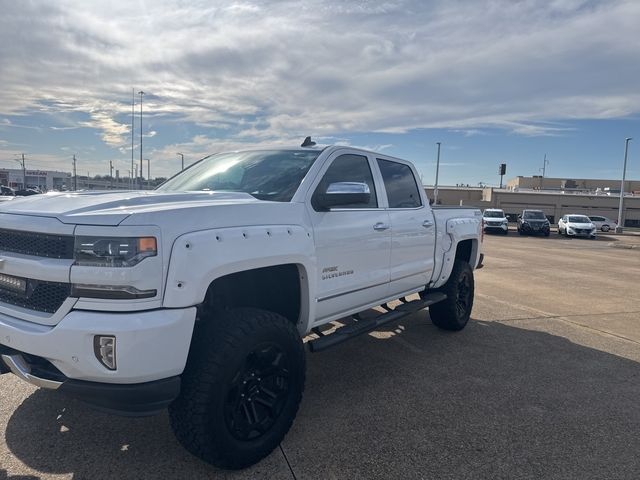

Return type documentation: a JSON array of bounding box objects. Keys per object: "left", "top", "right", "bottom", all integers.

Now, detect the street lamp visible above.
[
  {"left": 138, "top": 90, "right": 145, "bottom": 190},
  {"left": 434, "top": 142, "right": 441, "bottom": 205},
  {"left": 144, "top": 158, "right": 150, "bottom": 189},
  {"left": 616, "top": 137, "right": 632, "bottom": 233},
  {"left": 177, "top": 152, "right": 184, "bottom": 171}
]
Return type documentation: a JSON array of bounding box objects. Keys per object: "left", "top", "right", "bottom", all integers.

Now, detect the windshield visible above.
[
  {"left": 484, "top": 211, "right": 504, "bottom": 218},
  {"left": 523, "top": 211, "right": 546, "bottom": 220},
  {"left": 568, "top": 216, "right": 591, "bottom": 223},
  {"left": 157, "top": 150, "right": 320, "bottom": 201}
]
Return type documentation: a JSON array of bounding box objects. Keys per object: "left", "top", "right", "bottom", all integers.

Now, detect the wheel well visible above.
[
  {"left": 455, "top": 239, "right": 474, "bottom": 265},
  {"left": 199, "top": 264, "right": 302, "bottom": 325}
]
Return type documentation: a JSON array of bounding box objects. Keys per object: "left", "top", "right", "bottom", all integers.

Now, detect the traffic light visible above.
[{"left": 498, "top": 163, "right": 507, "bottom": 176}]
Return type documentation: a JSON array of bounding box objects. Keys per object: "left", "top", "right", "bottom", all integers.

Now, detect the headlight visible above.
[
  {"left": 502, "top": 220, "right": 508, "bottom": 224},
  {"left": 74, "top": 236, "right": 157, "bottom": 267}
]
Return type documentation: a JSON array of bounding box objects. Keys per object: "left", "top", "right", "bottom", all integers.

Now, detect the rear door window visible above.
[{"left": 377, "top": 159, "right": 422, "bottom": 208}]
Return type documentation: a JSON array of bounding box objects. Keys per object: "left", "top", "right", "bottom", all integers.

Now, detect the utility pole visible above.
[
  {"left": 131, "top": 88, "right": 135, "bottom": 192},
  {"left": 14, "top": 154, "right": 27, "bottom": 189},
  {"left": 16, "top": 153, "right": 27, "bottom": 190},
  {"left": 616, "top": 137, "right": 633, "bottom": 233},
  {"left": 177, "top": 152, "right": 184, "bottom": 171},
  {"left": 145, "top": 158, "right": 150, "bottom": 189},
  {"left": 434, "top": 142, "right": 441, "bottom": 205},
  {"left": 138, "top": 90, "right": 145, "bottom": 190},
  {"left": 72, "top": 154, "right": 77, "bottom": 191},
  {"left": 109, "top": 160, "right": 114, "bottom": 189}
]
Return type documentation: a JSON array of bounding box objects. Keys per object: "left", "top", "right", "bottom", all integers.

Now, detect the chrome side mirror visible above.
[{"left": 314, "top": 182, "right": 371, "bottom": 210}]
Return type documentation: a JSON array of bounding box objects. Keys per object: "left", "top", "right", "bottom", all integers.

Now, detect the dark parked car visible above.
[
  {"left": 1, "top": 186, "right": 15, "bottom": 196},
  {"left": 14, "top": 188, "right": 40, "bottom": 196},
  {"left": 517, "top": 209, "right": 550, "bottom": 236}
]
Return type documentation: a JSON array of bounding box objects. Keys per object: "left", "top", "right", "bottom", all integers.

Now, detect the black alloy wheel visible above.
[
  {"left": 455, "top": 270, "right": 472, "bottom": 320},
  {"left": 224, "top": 343, "right": 291, "bottom": 441}
]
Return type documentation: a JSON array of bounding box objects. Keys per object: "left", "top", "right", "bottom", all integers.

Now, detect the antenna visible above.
[{"left": 301, "top": 136, "right": 316, "bottom": 147}]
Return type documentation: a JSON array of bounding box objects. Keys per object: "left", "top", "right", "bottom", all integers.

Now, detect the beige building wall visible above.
[
  {"left": 422, "top": 186, "right": 640, "bottom": 226},
  {"left": 506, "top": 176, "right": 640, "bottom": 192}
]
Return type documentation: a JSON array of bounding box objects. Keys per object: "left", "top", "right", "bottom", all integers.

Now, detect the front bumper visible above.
[
  {"left": 0, "top": 307, "right": 196, "bottom": 384},
  {"left": 0, "top": 349, "right": 180, "bottom": 416},
  {"left": 566, "top": 230, "right": 596, "bottom": 237},
  {"left": 484, "top": 224, "right": 508, "bottom": 232},
  {"left": 520, "top": 224, "right": 550, "bottom": 234}
]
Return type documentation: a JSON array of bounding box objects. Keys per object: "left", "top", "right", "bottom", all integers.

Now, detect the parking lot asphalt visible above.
[{"left": 2, "top": 230, "right": 640, "bottom": 479}]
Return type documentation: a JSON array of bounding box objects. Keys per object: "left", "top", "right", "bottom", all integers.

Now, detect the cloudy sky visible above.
[{"left": 0, "top": 0, "right": 638, "bottom": 186}]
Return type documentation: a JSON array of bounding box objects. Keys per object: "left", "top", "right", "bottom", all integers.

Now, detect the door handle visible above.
[
  {"left": 422, "top": 220, "right": 434, "bottom": 228},
  {"left": 373, "top": 222, "right": 390, "bottom": 231}
]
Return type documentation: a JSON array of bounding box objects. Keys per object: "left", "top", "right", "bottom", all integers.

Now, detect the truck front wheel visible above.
[
  {"left": 426, "top": 259, "right": 474, "bottom": 331},
  {"left": 169, "top": 307, "right": 305, "bottom": 469}
]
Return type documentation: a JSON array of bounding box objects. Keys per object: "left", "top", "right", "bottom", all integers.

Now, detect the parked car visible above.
[
  {"left": 588, "top": 215, "right": 617, "bottom": 232},
  {"left": 483, "top": 208, "right": 508, "bottom": 234},
  {"left": 14, "top": 188, "right": 41, "bottom": 196},
  {"left": 0, "top": 142, "right": 483, "bottom": 469},
  {"left": 0, "top": 186, "right": 15, "bottom": 196},
  {"left": 558, "top": 214, "right": 596, "bottom": 238},
  {"left": 517, "top": 209, "right": 550, "bottom": 236}
]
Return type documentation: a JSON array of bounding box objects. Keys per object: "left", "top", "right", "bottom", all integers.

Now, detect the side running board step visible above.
[{"left": 308, "top": 292, "right": 447, "bottom": 352}]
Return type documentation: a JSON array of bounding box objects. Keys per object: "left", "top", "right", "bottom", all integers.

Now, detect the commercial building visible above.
[
  {"left": 0, "top": 168, "right": 152, "bottom": 191},
  {"left": 0, "top": 168, "right": 70, "bottom": 191},
  {"left": 506, "top": 176, "right": 640, "bottom": 194},
  {"left": 425, "top": 175, "right": 640, "bottom": 227}
]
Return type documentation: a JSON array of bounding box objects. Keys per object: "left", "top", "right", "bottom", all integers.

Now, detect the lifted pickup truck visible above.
[{"left": 0, "top": 143, "right": 482, "bottom": 469}]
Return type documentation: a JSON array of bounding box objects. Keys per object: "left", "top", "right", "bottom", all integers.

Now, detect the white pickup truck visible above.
[{"left": 0, "top": 142, "right": 482, "bottom": 469}]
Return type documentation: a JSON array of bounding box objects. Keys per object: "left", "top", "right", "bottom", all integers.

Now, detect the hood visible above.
[{"left": 0, "top": 190, "right": 260, "bottom": 226}]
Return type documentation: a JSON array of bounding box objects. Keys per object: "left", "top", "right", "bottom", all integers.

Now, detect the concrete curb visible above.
[{"left": 608, "top": 242, "right": 638, "bottom": 249}]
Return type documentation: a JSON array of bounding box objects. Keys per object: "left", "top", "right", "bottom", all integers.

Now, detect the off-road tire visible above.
[
  {"left": 427, "top": 259, "right": 474, "bottom": 331},
  {"left": 169, "top": 308, "right": 305, "bottom": 469}
]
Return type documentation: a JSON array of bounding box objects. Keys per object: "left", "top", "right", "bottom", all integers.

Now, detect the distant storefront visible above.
[{"left": 0, "top": 168, "right": 70, "bottom": 191}]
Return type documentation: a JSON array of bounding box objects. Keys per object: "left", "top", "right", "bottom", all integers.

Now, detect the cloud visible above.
[{"left": 0, "top": 0, "right": 640, "bottom": 176}]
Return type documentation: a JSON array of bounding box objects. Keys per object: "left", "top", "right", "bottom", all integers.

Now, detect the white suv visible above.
[{"left": 482, "top": 209, "right": 509, "bottom": 235}]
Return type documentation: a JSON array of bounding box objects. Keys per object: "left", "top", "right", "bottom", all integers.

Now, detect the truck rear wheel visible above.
[
  {"left": 426, "top": 259, "right": 474, "bottom": 331},
  {"left": 169, "top": 307, "right": 305, "bottom": 469}
]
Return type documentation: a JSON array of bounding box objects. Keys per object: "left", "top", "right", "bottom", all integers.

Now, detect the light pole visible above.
[
  {"left": 434, "top": 142, "right": 441, "bottom": 205},
  {"left": 539, "top": 154, "right": 549, "bottom": 189},
  {"left": 144, "top": 158, "right": 150, "bottom": 189},
  {"left": 131, "top": 88, "right": 135, "bottom": 192},
  {"left": 177, "top": 152, "right": 184, "bottom": 171},
  {"left": 616, "top": 137, "right": 632, "bottom": 233},
  {"left": 138, "top": 90, "right": 145, "bottom": 189}
]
